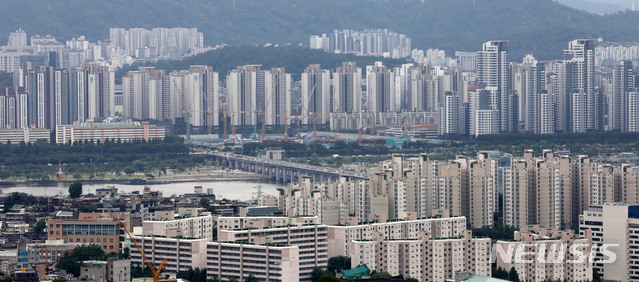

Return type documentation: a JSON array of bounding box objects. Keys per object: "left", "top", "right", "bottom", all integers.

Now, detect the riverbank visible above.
[{"left": 0, "top": 167, "right": 269, "bottom": 187}]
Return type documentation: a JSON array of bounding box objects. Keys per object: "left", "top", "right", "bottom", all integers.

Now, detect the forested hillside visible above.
[
  {"left": 1, "top": 0, "right": 639, "bottom": 60},
  {"left": 116, "top": 46, "right": 409, "bottom": 80}
]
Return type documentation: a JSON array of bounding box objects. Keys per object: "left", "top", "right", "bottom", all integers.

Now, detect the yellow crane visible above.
[
  {"left": 119, "top": 221, "right": 168, "bottom": 282},
  {"left": 229, "top": 111, "right": 247, "bottom": 145}
]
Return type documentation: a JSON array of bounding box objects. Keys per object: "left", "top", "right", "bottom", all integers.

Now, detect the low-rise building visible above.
[
  {"left": 47, "top": 212, "right": 131, "bottom": 252},
  {"left": 0, "top": 127, "right": 50, "bottom": 144},
  {"left": 16, "top": 240, "right": 79, "bottom": 270},
  {"left": 80, "top": 258, "right": 130, "bottom": 282},
  {"left": 55, "top": 120, "right": 165, "bottom": 145}
]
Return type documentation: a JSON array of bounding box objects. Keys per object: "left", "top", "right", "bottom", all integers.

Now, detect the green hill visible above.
[
  {"left": 1, "top": 0, "right": 638, "bottom": 60},
  {"left": 116, "top": 45, "right": 409, "bottom": 81}
]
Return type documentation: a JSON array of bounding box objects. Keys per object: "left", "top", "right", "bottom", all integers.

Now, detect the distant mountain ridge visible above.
[{"left": 1, "top": 0, "right": 639, "bottom": 60}]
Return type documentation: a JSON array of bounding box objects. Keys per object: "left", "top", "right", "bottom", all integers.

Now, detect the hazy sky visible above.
[{"left": 556, "top": 0, "right": 637, "bottom": 13}]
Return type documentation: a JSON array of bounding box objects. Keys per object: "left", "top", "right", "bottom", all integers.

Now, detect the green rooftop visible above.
[{"left": 342, "top": 265, "right": 370, "bottom": 279}]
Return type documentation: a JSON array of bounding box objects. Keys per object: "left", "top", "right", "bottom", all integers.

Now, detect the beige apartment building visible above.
[
  {"left": 55, "top": 120, "right": 165, "bottom": 145},
  {"left": 216, "top": 215, "right": 319, "bottom": 233},
  {"left": 327, "top": 216, "right": 467, "bottom": 257},
  {"left": 142, "top": 214, "right": 214, "bottom": 240},
  {"left": 496, "top": 225, "right": 593, "bottom": 282},
  {"left": 206, "top": 242, "right": 300, "bottom": 282},
  {"left": 350, "top": 230, "right": 491, "bottom": 282},
  {"left": 579, "top": 204, "right": 639, "bottom": 281},
  {"left": 218, "top": 224, "right": 328, "bottom": 281},
  {"left": 0, "top": 127, "right": 50, "bottom": 144},
  {"left": 129, "top": 236, "right": 208, "bottom": 274}
]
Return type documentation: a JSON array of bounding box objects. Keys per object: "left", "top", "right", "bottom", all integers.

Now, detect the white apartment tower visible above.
[
  {"left": 562, "top": 39, "right": 599, "bottom": 132},
  {"left": 264, "top": 68, "right": 291, "bottom": 126},
  {"left": 478, "top": 40, "right": 512, "bottom": 132},
  {"left": 226, "top": 65, "right": 262, "bottom": 127},
  {"left": 366, "top": 62, "right": 395, "bottom": 116},
  {"left": 333, "top": 62, "right": 362, "bottom": 114},
  {"left": 301, "top": 64, "right": 331, "bottom": 126}
]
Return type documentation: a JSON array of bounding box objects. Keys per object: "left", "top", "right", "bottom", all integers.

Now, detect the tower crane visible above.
[
  {"left": 229, "top": 111, "right": 246, "bottom": 145},
  {"left": 120, "top": 221, "right": 168, "bottom": 282},
  {"left": 183, "top": 108, "right": 227, "bottom": 143}
]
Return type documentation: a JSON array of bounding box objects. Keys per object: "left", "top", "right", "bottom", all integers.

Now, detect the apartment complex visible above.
[
  {"left": 327, "top": 216, "right": 467, "bottom": 257},
  {"left": 0, "top": 127, "right": 50, "bottom": 144},
  {"left": 55, "top": 120, "right": 165, "bottom": 145},
  {"left": 350, "top": 231, "right": 491, "bottom": 281},
  {"left": 496, "top": 225, "right": 593, "bottom": 282},
  {"left": 218, "top": 224, "right": 328, "bottom": 281}
]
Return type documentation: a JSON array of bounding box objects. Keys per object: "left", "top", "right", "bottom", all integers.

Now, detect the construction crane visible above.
[
  {"left": 183, "top": 108, "right": 227, "bottom": 143},
  {"left": 229, "top": 111, "right": 246, "bottom": 145},
  {"left": 303, "top": 113, "right": 333, "bottom": 140},
  {"left": 272, "top": 114, "right": 294, "bottom": 141},
  {"left": 120, "top": 221, "right": 168, "bottom": 282},
  {"left": 256, "top": 110, "right": 267, "bottom": 141}
]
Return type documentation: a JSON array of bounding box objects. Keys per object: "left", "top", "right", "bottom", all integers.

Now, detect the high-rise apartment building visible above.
[
  {"left": 227, "top": 65, "right": 263, "bottom": 127},
  {"left": 611, "top": 60, "right": 635, "bottom": 131},
  {"left": 469, "top": 88, "right": 498, "bottom": 136},
  {"left": 478, "top": 40, "right": 512, "bottom": 132},
  {"left": 366, "top": 62, "right": 395, "bottom": 115},
  {"left": 561, "top": 39, "right": 600, "bottom": 132},
  {"left": 264, "top": 68, "right": 291, "bottom": 126},
  {"left": 301, "top": 64, "right": 331, "bottom": 126},
  {"left": 333, "top": 62, "right": 361, "bottom": 114}
]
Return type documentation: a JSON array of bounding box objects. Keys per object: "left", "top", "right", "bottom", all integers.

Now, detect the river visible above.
[{"left": 0, "top": 181, "right": 282, "bottom": 201}]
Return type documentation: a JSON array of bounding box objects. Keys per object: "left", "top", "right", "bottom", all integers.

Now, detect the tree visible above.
[
  {"left": 57, "top": 245, "right": 107, "bottom": 276},
  {"left": 177, "top": 267, "right": 207, "bottom": 282},
  {"left": 124, "top": 166, "right": 136, "bottom": 175},
  {"left": 0, "top": 170, "right": 9, "bottom": 181},
  {"left": 131, "top": 265, "right": 152, "bottom": 278},
  {"left": 371, "top": 271, "right": 392, "bottom": 278},
  {"left": 327, "top": 256, "right": 351, "bottom": 275},
  {"left": 33, "top": 218, "right": 46, "bottom": 233},
  {"left": 244, "top": 274, "right": 258, "bottom": 282},
  {"left": 119, "top": 247, "right": 130, "bottom": 259},
  {"left": 68, "top": 182, "right": 82, "bottom": 198},
  {"left": 492, "top": 266, "right": 508, "bottom": 279},
  {"left": 318, "top": 274, "right": 339, "bottom": 282},
  {"left": 508, "top": 267, "right": 521, "bottom": 282},
  {"left": 311, "top": 267, "right": 331, "bottom": 282}
]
